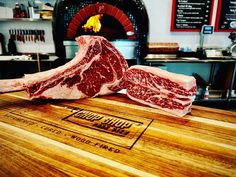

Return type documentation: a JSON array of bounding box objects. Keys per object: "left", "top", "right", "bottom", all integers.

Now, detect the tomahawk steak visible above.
[
  {"left": 124, "top": 65, "right": 196, "bottom": 117},
  {"left": 0, "top": 35, "right": 128, "bottom": 99}
]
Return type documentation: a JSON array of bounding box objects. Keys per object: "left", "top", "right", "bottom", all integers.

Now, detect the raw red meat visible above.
[
  {"left": 124, "top": 65, "right": 196, "bottom": 117},
  {"left": 0, "top": 35, "right": 128, "bottom": 99}
]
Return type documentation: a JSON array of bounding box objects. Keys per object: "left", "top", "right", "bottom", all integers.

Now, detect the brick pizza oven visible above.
[{"left": 52, "top": 0, "right": 149, "bottom": 64}]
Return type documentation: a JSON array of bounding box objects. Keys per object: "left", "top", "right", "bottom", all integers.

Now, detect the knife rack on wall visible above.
[
  {"left": 0, "top": 19, "right": 55, "bottom": 54},
  {"left": 9, "top": 29, "right": 45, "bottom": 43}
]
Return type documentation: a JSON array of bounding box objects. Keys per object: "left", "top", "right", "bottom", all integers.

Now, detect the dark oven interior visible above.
[{"left": 53, "top": 0, "right": 149, "bottom": 64}]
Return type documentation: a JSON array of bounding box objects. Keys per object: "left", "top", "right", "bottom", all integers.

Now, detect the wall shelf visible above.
[
  {"left": 144, "top": 57, "right": 236, "bottom": 64},
  {"left": 0, "top": 18, "right": 52, "bottom": 22}
]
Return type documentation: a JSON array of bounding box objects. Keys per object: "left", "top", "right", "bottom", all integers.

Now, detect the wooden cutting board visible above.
[{"left": 0, "top": 91, "right": 236, "bottom": 177}]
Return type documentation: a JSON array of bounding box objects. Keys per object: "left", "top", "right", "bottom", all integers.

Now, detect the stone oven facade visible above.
[{"left": 53, "top": 0, "right": 149, "bottom": 64}]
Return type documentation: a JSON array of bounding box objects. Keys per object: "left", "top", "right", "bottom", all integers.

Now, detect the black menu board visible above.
[
  {"left": 171, "top": 0, "right": 214, "bottom": 32},
  {"left": 215, "top": 0, "right": 236, "bottom": 32}
]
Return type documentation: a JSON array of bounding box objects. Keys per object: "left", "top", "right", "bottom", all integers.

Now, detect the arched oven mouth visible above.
[
  {"left": 75, "top": 14, "right": 127, "bottom": 41},
  {"left": 53, "top": 0, "right": 149, "bottom": 64}
]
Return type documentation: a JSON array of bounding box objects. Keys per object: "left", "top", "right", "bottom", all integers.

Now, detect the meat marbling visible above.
[
  {"left": 124, "top": 65, "right": 196, "bottom": 117},
  {"left": 0, "top": 35, "right": 128, "bottom": 99}
]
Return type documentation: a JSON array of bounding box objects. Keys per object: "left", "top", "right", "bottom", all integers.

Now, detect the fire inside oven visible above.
[
  {"left": 53, "top": 0, "right": 149, "bottom": 64},
  {"left": 79, "top": 14, "right": 126, "bottom": 41}
]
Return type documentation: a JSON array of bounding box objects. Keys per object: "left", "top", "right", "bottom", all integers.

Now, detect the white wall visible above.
[
  {"left": 144, "top": 0, "right": 231, "bottom": 50},
  {"left": 0, "top": 20, "right": 55, "bottom": 53},
  {"left": 0, "top": 0, "right": 55, "bottom": 54},
  {"left": 0, "top": 0, "right": 231, "bottom": 54}
]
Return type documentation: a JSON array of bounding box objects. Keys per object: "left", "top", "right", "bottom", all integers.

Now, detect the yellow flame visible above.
[{"left": 82, "top": 14, "right": 103, "bottom": 33}]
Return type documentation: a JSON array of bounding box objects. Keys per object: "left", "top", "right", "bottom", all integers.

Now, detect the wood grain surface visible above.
[{"left": 0, "top": 91, "right": 236, "bottom": 177}]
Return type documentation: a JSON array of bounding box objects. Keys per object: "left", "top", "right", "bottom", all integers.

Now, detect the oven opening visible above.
[{"left": 79, "top": 14, "right": 127, "bottom": 41}]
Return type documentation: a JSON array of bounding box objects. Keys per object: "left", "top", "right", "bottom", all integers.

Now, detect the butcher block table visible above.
[{"left": 0, "top": 91, "right": 236, "bottom": 177}]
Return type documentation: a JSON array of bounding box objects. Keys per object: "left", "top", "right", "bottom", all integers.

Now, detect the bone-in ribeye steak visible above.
[
  {"left": 124, "top": 65, "right": 196, "bottom": 117},
  {"left": 0, "top": 35, "right": 128, "bottom": 99}
]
